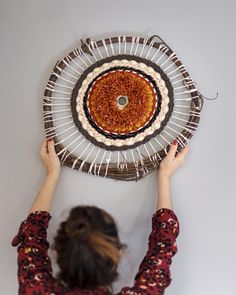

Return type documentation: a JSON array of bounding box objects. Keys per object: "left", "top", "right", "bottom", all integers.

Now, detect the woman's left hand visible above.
[{"left": 40, "top": 138, "right": 61, "bottom": 177}]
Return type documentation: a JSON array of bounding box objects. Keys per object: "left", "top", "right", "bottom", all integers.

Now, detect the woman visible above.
[{"left": 12, "top": 138, "right": 189, "bottom": 294}]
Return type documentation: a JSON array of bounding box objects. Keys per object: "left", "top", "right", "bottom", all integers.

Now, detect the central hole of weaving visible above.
[{"left": 117, "top": 96, "right": 128, "bottom": 107}]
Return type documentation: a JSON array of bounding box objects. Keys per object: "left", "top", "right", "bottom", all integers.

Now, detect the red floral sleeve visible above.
[
  {"left": 11, "top": 209, "right": 179, "bottom": 295},
  {"left": 116, "top": 208, "right": 180, "bottom": 295},
  {"left": 11, "top": 211, "right": 62, "bottom": 295}
]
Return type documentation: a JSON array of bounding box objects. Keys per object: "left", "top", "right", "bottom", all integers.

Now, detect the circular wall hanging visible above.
[{"left": 43, "top": 35, "right": 204, "bottom": 181}]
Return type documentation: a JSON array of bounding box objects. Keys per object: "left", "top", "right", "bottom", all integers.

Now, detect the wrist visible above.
[
  {"left": 46, "top": 171, "right": 60, "bottom": 181},
  {"left": 158, "top": 169, "right": 171, "bottom": 180}
]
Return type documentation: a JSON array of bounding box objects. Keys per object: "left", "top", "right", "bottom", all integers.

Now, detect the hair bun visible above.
[{"left": 66, "top": 218, "right": 91, "bottom": 241}]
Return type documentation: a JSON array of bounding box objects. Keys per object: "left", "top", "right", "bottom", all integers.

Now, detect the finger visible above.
[
  {"left": 166, "top": 141, "right": 178, "bottom": 159},
  {"left": 176, "top": 144, "right": 189, "bottom": 160},
  {"left": 47, "top": 139, "right": 56, "bottom": 154},
  {"left": 40, "top": 139, "right": 48, "bottom": 156},
  {"left": 41, "top": 138, "right": 47, "bottom": 148}
]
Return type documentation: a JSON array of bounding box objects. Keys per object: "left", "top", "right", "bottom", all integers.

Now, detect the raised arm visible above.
[
  {"left": 117, "top": 141, "right": 189, "bottom": 295},
  {"left": 29, "top": 138, "right": 61, "bottom": 213},
  {"left": 12, "top": 139, "right": 64, "bottom": 294}
]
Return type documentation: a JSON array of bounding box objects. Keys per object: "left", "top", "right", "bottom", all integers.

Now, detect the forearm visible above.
[
  {"left": 156, "top": 171, "right": 173, "bottom": 210},
  {"left": 29, "top": 173, "right": 59, "bottom": 214}
]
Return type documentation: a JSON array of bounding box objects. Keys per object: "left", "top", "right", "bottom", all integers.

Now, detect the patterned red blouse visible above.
[{"left": 12, "top": 208, "right": 179, "bottom": 295}]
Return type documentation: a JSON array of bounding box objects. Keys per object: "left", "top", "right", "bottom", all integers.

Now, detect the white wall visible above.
[{"left": 1, "top": 0, "right": 236, "bottom": 294}]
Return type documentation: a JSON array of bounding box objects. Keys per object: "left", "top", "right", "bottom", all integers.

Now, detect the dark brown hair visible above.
[{"left": 52, "top": 205, "right": 126, "bottom": 290}]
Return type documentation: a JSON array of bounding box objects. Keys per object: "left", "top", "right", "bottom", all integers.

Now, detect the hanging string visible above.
[
  {"left": 147, "top": 34, "right": 171, "bottom": 52},
  {"left": 198, "top": 91, "right": 219, "bottom": 100}
]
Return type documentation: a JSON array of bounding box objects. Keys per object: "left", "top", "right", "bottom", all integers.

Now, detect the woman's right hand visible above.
[{"left": 159, "top": 141, "right": 189, "bottom": 178}]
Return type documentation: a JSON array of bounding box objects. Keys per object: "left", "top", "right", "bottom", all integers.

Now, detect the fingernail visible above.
[
  {"left": 172, "top": 140, "right": 177, "bottom": 145},
  {"left": 47, "top": 139, "right": 53, "bottom": 142}
]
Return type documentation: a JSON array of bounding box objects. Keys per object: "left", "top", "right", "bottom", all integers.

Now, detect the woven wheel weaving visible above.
[{"left": 43, "top": 35, "right": 204, "bottom": 181}]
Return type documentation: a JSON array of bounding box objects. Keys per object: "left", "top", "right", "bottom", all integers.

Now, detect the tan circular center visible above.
[{"left": 87, "top": 70, "right": 157, "bottom": 134}]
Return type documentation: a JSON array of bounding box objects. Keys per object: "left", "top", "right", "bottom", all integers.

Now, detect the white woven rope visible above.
[
  {"left": 102, "top": 39, "right": 109, "bottom": 57},
  {"left": 140, "top": 37, "right": 149, "bottom": 57},
  {"left": 151, "top": 44, "right": 165, "bottom": 62},
  {"left": 46, "top": 81, "right": 73, "bottom": 90},
  {"left": 134, "top": 37, "right": 140, "bottom": 56},
  {"left": 136, "top": 146, "right": 149, "bottom": 174},
  {"left": 163, "top": 55, "right": 180, "bottom": 71},
  {"left": 169, "top": 71, "right": 188, "bottom": 81},
  {"left": 148, "top": 141, "right": 162, "bottom": 164},
  {"left": 143, "top": 143, "right": 154, "bottom": 166},
  {"left": 123, "top": 36, "right": 127, "bottom": 54},
  {"left": 54, "top": 130, "right": 78, "bottom": 146},
  {"left": 47, "top": 89, "right": 71, "bottom": 95},
  {"left": 56, "top": 66, "right": 78, "bottom": 80},
  {"left": 72, "top": 142, "right": 91, "bottom": 169},
  {"left": 45, "top": 120, "right": 74, "bottom": 133},
  {"left": 174, "top": 110, "right": 200, "bottom": 117},
  {"left": 97, "top": 150, "right": 107, "bottom": 175},
  {"left": 62, "top": 57, "right": 82, "bottom": 75},
  {"left": 61, "top": 135, "right": 84, "bottom": 164},
  {"left": 169, "top": 119, "right": 195, "bottom": 135},
  {"left": 118, "top": 36, "right": 121, "bottom": 55},
  {"left": 165, "top": 124, "right": 190, "bottom": 143},
  {"left": 44, "top": 97, "right": 70, "bottom": 103},
  {"left": 43, "top": 102, "right": 70, "bottom": 106},
  {"left": 167, "top": 65, "right": 186, "bottom": 76},
  {"left": 45, "top": 125, "right": 75, "bottom": 141},
  {"left": 50, "top": 75, "right": 75, "bottom": 86},
  {"left": 73, "top": 48, "right": 90, "bottom": 68},
  {"left": 155, "top": 46, "right": 169, "bottom": 64},
  {"left": 153, "top": 137, "right": 167, "bottom": 155},
  {"left": 88, "top": 148, "right": 101, "bottom": 174},
  {"left": 44, "top": 114, "right": 72, "bottom": 123},
  {"left": 109, "top": 37, "right": 115, "bottom": 55},
  {"left": 172, "top": 77, "right": 191, "bottom": 85},
  {"left": 79, "top": 144, "right": 96, "bottom": 171},
  {"left": 62, "top": 137, "right": 85, "bottom": 166},
  {"left": 123, "top": 150, "right": 128, "bottom": 170},
  {"left": 57, "top": 134, "right": 83, "bottom": 157},
  {"left": 87, "top": 40, "right": 99, "bottom": 61},
  {"left": 66, "top": 54, "right": 85, "bottom": 71},
  {"left": 145, "top": 39, "right": 155, "bottom": 59},
  {"left": 160, "top": 52, "right": 177, "bottom": 67},
  {"left": 78, "top": 143, "right": 92, "bottom": 171},
  {"left": 163, "top": 128, "right": 185, "bottom": 148},
  {"left": 117, "top": 151, "right": 120, "bottom": 170},
  {"left": 160, "top": 133, "right": 172, "bottom": 148},
  {"left": 129, "top": 36, "right": 136, "bottom": 55},
  {"left": 43, "top": 109, "right": 71, "bottom": 119},
  {"left": 104, "top": 151, "right": 112, "bottom": 177},
  {"left": 131, "top": 149, "right": 140, "bottom": 178},
  {"left": 172, "top": 115, "right": 198, "bottom": 128},
  {"left": 74, "top": 48, "right": 93, "bottom": 66},
  {"left": 94, "top": 41, "right": 104, "bottom": 59}
]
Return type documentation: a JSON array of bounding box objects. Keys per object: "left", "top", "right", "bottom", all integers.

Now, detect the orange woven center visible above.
[{"left": 88, "top": 71, "right": 157, "bottom": 134}]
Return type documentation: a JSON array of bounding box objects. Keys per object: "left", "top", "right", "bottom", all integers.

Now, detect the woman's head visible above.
[{"left": 52, "top": 205, "right": 126, "bottom": 290}]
